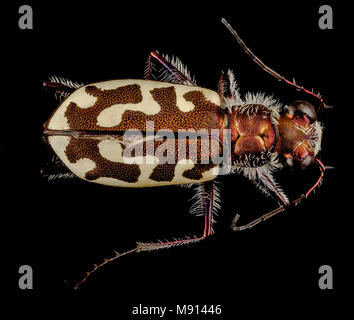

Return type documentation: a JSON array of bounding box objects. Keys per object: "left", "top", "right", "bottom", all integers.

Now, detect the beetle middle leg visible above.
[
  {"left": 144, "top": 50, "right": 197, "bottom": 86},
  {"left": 232, "top": 158, "right": 325, "bottom": 231}
]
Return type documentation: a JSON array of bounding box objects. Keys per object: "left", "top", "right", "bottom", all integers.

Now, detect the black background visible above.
[{"left": 4, "top": 0, "right": 350, "bottom": 317}]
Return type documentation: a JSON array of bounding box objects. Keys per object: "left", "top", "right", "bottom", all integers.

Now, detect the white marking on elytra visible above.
[
  {"left": 98, "top": 137, "right": 160, "bottom": 166},
  {"left": 47, "top": 88, "right": 98, "bottom": 130},
  {"left": 169, "top": 160, "right": 218, "bottom": 185},
  {"left": 95, "top": 80, "right": 161, "bottom": 127},
  {"left": 48, "top": 136, "right": 96, "bottom": 178},
  {"left": 98, "top": 138, "right": 130, "bottom": 162}
]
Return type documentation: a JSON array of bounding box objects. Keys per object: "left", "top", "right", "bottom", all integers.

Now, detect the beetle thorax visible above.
[{"left": 228, "top": 104, "right": 278, "bottom": 167}]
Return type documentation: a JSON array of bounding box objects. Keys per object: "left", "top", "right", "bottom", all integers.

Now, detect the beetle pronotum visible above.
[{"left": 42, "top": 18, "right": 328, "bottom": 288}]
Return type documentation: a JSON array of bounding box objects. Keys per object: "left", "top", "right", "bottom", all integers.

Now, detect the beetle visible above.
[{"left": 42, "top": 18, "right": 329, "bottom": 288}]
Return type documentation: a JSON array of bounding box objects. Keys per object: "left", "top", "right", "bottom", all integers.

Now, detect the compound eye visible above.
[{"left": 287, "top": 100, "right": 317, "bottom": 123}]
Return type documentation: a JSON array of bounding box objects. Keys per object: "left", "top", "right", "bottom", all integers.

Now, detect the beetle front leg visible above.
[
  {"left": 232, "top": 158, "right": 325, "bottom": 231},
  {"left": 232, "top": 206, "right": 286, "bottom": 231},
  {"left": 231, "top": 169, "right": 289, "bottom": 231}
]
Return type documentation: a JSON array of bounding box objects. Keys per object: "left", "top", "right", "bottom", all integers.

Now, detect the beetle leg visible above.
[
  {"left": 144, "top": 53, "right": 157, "bottom": 80},
  {"left": 230, "top": 169, "right": 289, "bottom": 231},
  {"left": 74, "top": 181, "right": 219, "bottom": 289},
  {"left": 258, "top": 171, "right": 290, "bottom": 206},
  {"left": 232, "top": 159, "right": 325, "bottom": 231},
  {"left": 74, "top": 247, "right": 139, "bottom": 289},
  {"left": 218, "top": 69, "right": 242, "bottom": 109},
  {"left": 137, "top": 181, "right": 219, "bottom": 252},
  {"left": 148, "top": 51, "right": 197, "bottom": 86},
  {"left": 232, "top": 206, "right": 285, "bottom": 231},
  {"left": 43, "top": 76, "right": 83, "bottom": 100},
  {"left": 40, "top": 154, "right": 77, "bottom": 181}
]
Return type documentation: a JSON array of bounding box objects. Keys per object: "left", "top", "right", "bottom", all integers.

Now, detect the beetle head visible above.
[{"left": 276, "top": 100, "right": 323, "bottom": 170}]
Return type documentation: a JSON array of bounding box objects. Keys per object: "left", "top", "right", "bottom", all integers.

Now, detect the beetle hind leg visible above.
[
  {"left": 43, "top": 76, "right": 83, "bottom": 100},
  {"left": 74, "top": 181, "right": 219, "bottom": 289},
  {"left": 137, "top": 180, "right": 220, "bottom": 251},
  {"left": 40, "top": 154, "right": 77, "bottom": 181}
]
